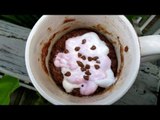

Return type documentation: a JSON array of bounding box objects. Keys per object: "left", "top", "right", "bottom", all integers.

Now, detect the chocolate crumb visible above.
[
  {"left": 85, "top": 64, "right": 90, "bottom": 69},
  {"left": 96, "top": 60, "right": 100, "bottom": 64},
  {"left": 75, "top": 47, "right": 80, "bottom": 51},
  {"left": 88, "top": 57, "right": 92, "bottom": 61},
  {"left": 81, "top": 55, "right": 86, "bottom": 60},
  {"left": 94, "top": 65, "right": 100, "bottom": 69},
  {"left": 77, "top": 61, "right": 84, "bottom": 68},
  {"left": 90, "top": 45, "right": 96, "bottom": 50},
  {"left": 64, "top": 49, "right": 69, "bottom": 53},
  {"left": 85, "top": 70, "right": 91, "bottom": 75},
  {"left": 78, "top": 53, "right": 82, "bottom": 57},
  {"left": 81, "top": 67, "right": 86, "bottom": 72},
  {"left": 83, "top": 75, "right": 89, "bottom": 80},
  {"left": 92, "top": 56, "right": 99, "bottom": 61},
  {"left": 65, "top": 71, "right": 71, "bottom": 76},
  {"left": 124, "top": 46, "right": 129, "bottom": 52},
  {"left": 82, "top": 39, "right": 86, "bottom": 44}
]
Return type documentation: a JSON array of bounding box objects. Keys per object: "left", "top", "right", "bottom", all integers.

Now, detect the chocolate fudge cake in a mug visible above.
[
  {"left": 25, "top": 15, "right": 160, "bottom": 105},
  {"left": 49, "top": 29, "right": 118, "bottom": 97}
]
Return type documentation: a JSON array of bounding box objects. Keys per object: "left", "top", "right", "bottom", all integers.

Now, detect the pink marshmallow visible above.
[
  {"left": 80, "top": 81, "right": 98, "bottom": 95},
  {"left": 53, "top": 32, "right": 115, "bottom": 95}
]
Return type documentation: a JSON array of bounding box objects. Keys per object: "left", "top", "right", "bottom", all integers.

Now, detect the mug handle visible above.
[{"left": 139, "top": 35, "right": 160, "bottom": 62}]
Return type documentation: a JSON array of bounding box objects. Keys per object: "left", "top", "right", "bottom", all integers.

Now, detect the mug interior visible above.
[{"left": 25, "top": 15, "right": 140, "bottom": 105}]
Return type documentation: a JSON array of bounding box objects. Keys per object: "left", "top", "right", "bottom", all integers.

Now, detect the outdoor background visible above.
[{"left": 0, "top": 15, "right": 156, "bottom": 105}]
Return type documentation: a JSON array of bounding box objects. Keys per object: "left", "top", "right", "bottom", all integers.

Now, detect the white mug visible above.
[{"left": 25, "top": 15, "right": 160, "bottom": 105}]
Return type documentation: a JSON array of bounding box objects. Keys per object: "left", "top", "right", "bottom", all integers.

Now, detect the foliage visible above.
[
  {"left": 0, "top": 75, "right": 20, "bottom": 105},
  {"left": 0, "top": 15, "right": 41, "bottom": 28}
]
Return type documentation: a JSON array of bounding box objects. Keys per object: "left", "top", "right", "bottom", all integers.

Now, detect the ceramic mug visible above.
[{"left": 25, "top": 15, "right": 160, "bottom": 105}]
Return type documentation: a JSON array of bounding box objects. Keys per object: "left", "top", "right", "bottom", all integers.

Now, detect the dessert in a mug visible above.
[{"left": 49, "top": 29, "right": 118, "bottom": 96}]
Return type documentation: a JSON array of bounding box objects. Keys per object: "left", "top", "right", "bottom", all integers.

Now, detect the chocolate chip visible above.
[
  {"left": 81, "top": 55, "right": 86, "bottom": 60},
  {"left": 85, "top": 70, "right": 91, "bottom": 75},
  {"left": 83, "top": 75, "right": 89, "bottom": 80},
  {"left": 88, "top": 57, "right": 92, "bottom": 61},
  {"left": 96, "top": 60, "right": 101, "bottom": 64},
  {"left": 94, "top": 65, "right": 100, "bottom": 69},
  {"left": 75, "top": 47, "right": 80, "bottom": 51},
  {"left": 81, "top": 84, "right": 84, "bottom": 87},
  {"left": 64, "top": 49, "right": 69, "bottom": 53},
  {"left": 64, "top": 71, "right": 71, "bottom": 76},
  {"left": 92, "top": 56, "right": 99, "bottom": 61},
  {"left": 90, "top": 45, "right": 96, "bottom": 50},
  {"left": 77, "top": 61, "right": 84, "bottom": 68},
  {"left": 78, "top": 53, "right": 82, "bottom": 57},
  {"left": 85, "top": 64, "right": 90, "bottom": 69},
  {"left": 82, "top": 39, "right": 86, "bottom": 44},
  {"left": 124, "top": 46, "right": 129, "bottom": 52},
  {"left": 81, "top": 67, "right": 86, "bottom": 72}
]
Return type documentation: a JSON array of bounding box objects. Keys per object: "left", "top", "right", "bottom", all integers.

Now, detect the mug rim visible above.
[{"left": 25, "top": 15, "right": 140, "bottom": 105}]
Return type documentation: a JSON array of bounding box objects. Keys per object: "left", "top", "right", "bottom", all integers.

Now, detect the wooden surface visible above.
[
  {"left": 114, "top": 62, "right": 160, "bottom": 105},
  {"left": 0, "top": 20, "right": 159, "bottom": 105},
  {"left": 0, "top": 20, "right": 30, "bottom": 83}
]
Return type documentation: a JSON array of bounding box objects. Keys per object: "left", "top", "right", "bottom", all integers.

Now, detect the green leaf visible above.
[
  {"left": 32, "top": 92, "right": 51, "bottom": 105},
  {"left": 0, "top": 75, "right": 19, "bottom": 105}
]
